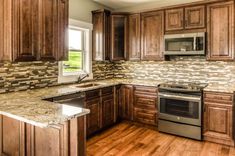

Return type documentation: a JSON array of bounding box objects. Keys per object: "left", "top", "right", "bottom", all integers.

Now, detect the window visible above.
[
  {"left": 58, "top": 19, "right": 93, "bottom": 83},
  {"left": 63, "top": 28, "right": 84, "bottom": 74}
]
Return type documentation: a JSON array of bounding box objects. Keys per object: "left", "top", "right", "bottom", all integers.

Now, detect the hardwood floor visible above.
[{"left": 87, "top": 122, "right": 235, "bottom": 156}]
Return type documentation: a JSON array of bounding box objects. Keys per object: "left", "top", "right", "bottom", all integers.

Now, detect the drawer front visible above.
[
  {"left": 134, "top": 94, "right": 157, "bottom": 110},
  {"left": 85, "top": 90, "right": 100, "bottom": 100},
  {"left": 134, "top": 86, "right": 158, "bottom": 95},
  {"left": 204, "top": 92, "right": 233, "bottom": 105},
  {"left": 134, "top": 108, "right": 157, "bottom": 125},
  {"left": 101, "top": 87, "right": 114, "bottom": 96}
]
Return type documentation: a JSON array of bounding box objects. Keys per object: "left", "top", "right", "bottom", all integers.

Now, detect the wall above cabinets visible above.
[
  {"left": 0, "top": 0, "right": 69, "bottom": 62},
  {"left": 92, "top": 0, "right": 234, "bottom": 62}
]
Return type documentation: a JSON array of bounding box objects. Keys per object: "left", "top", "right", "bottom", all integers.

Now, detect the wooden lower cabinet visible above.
[
  {"left": 85, "top": 87, "right": 115, "bottom": 136},
  {"left": 203, "top": 92, "right": 234, "bottom": 146},
  {"left": 0, "top": 115, "right": 86, "bottom": 156},
  {"left": 86, "top": 98, "right": 101, "bottom": 136},
  {"left": 133, "top": 86, "right": 158, "bottom": 126},
  {"left": 119, "top": 85, "right": 134, "bottom": 120},
  {"left": 101, "top": 94, "right": 115, "bottom": 128}
]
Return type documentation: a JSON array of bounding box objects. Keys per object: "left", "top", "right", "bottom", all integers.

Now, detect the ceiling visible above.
[{"left": 93, "top": 0, "right": 203, "bottom": 11}]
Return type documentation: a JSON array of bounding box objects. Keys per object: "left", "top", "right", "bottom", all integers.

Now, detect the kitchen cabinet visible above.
[
  {"left": 203, "top": 92, "right": 234, "bottom": 146},
  {"left": 165, "top": 8, "right": 184, "bottom": 31},
  {"left": 85, "top": 90, "right": 101, "bottom": 136},
  {"left": 0, "top": 0, "right": 68, "bottom": 62},
  {"left": 133, "top": 86, "right": 158, "bottom": 126},
  {"left": 185, "top": 5, "right": 205, "bottom": 29},
  {"left": 119, "top": 85, "right": 133, "bottom": 120},
  {"left": 92, "top": 9, "right": 111, "bottom": 61},
  {"left": 101, "top": 87, "right": 115, "bottom": 128},
  {"left": 111, "top": 14, "right": 128, "bottom": 61},
  {"left": 0, "top": 115, "right": 86, "bottom": 156},
  {"left": 128, "top": 14, "right": 141, "bottom": 61},
  {"left": 141, "top": 11, "right": 164, "bottom": 61},
  {"left": 207, "top": 1, "right": 234, "bottom": 61},
  {"left": 85, "top": 87, "right": 115, "bottom": 136},
  {"left": 165, "top": 5, "right": 205, "bottom": 31}
]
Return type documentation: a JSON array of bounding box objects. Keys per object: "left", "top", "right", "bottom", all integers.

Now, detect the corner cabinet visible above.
[
  {"left": 203, "top": 92, "right": 234, "bottom": 146},
  {"left": 141, "top": 11, "right": 164, "bottom": 61},
  {"left": 0, "top": 0, "right": 68, "bottom": 62},
  {"left": 207, "top": 1, "right": 234, "bottom": 61},
  {"left": 111, "top": 14, "right": 128, "bottom": 61},
  {"left": 92, "top": 9, "right": 111, "bottom": 61}
]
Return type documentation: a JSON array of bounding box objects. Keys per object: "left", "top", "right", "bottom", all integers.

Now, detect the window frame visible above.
[{"left": 58, "top": 19, "right": 93, "bottom": 83}]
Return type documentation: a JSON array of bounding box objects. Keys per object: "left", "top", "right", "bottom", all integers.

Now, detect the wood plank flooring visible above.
[{"left": 87, "top": 122, "right": 235, "bottom": 156}]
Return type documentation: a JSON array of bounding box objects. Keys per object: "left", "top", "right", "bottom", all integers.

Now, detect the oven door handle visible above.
[{"left": 158, "top": 93, "right": 201, "bottom": 102}]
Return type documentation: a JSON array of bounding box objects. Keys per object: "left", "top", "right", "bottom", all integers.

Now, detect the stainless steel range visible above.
[{"left": 158, "top": 82, "right": 208, "bottom": 140}]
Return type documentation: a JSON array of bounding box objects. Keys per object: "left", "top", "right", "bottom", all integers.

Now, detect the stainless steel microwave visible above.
[{"left": 164, "top": 32, "right": 205, "bottom": 56}]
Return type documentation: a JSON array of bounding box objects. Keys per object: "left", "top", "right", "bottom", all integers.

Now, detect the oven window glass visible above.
[{"left": 160, "top": 98, "right": 199, "bottom": 119}]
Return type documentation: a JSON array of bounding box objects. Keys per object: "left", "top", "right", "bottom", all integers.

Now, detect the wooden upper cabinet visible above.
[
  {"left": 111, "top": 14, "right": 128, "bottom": 61},
  {"left": 185, "top": 5, "right": 205, "bottom": 29},
  {"left": 39, "top": 0, "right": 68, "bottom": 61},
  {"left": 141, "top": 11, "right": 164, "bottom": 61},
  {"left": 0, "top": 0, "right": 68, "bottom": 62},
  {"left": 92, "top": 10, "right": 111, "bottom": 61},
  {"left": 165, "top": 8, "right": 184, "bottom": 31},
  {"left": 128, "top": 14, "right": 141, "bottom": 61},
  {"left": 11, "top": 0, "right": 40, "bottom": 61},
  {"left": 207, "top": 1, "right": 234, "bottom": 61}
]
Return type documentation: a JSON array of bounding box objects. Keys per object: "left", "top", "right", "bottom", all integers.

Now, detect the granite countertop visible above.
[{"left": 0, "top": 78, "right": 234, "bottom": 128}]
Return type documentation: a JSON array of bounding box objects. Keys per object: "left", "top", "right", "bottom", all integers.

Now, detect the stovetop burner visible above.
[{"left": 158, "top": 81, "right": 208, "bottom": 92}]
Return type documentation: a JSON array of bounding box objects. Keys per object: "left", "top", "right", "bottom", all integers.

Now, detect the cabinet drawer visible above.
[
  {"left": 204, "top": 92, "right": 233, "bottom": 105},
  {"left": 134, "top": 108, "right": 157, "bottom": 125},
  {"left": 85, "top": 90, "right": 100, "bottom": 100},
  {"left": 101, "top": 87, "right": 114, "bottom": 96},
  {"left": 134, "top": 94, "right": 157, "bottom": 110},
  {"left": 134, "top": 86, "right": 158, "bottom": 95}
]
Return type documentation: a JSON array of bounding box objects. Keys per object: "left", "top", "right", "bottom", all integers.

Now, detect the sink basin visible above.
[{"left": 73, "top": 83, "right": 102, "bottom": 88}]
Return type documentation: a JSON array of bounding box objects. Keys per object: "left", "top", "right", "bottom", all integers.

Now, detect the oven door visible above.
[{"left": 158, "top": 93, "right": 201, "bottom": 126}]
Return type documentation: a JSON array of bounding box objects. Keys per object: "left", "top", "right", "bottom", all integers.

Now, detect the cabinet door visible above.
[
  {"left": 57, "top": 0, "right": 69, "bottom": 61},
  {"left": 207, "top": 2, "right": 234, "bottom": 61},
  {"left": 92, "top": 10, "right": 110, "bottom": 61},
  {"left": 102, "top": 94, "right": 115, "bottom": 128},
  {"left": 165, "top": 8, "right": 184, "bottom": 31},
  {"left": 39, "top": 0, "right": 68, "bottom": 61},
  {"left": 185, "top": 5, "right": 205, "bottom": 29},
  {"left": 128, "top": 14, "right": 141, "bottom": 61},
  {"left": 86, "top": 98, "right": 101, "bottom": 136},
  {"left": 204, "top": 103, "right": 233, "bottom": 146},
  {"left": 0, "top": 115, "right": 25, "bottom": 156},
  {"left": 120, "top": 85, "right": 133, "bottom": 120},
  {"left": 141, "top": 11, "right": 164, "bottom": 61},
  {"left": 111, "top": 15, "right": 127, "bottom": 61},
  {"left": 11, "top": 0, "right": 40, "bottom": 61}
]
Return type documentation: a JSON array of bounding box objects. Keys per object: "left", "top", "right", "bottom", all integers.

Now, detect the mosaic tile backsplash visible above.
[
  {"left": 0, "top": 56, "right": 235, "bottom": 94},
  {"left": 0, "top": 61, "right": 58, "bottom": 93},
  {"left": 112, "top": 56, "right": 235, "bottom": 85}
]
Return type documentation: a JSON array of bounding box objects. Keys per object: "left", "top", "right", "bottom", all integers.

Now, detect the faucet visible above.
[{"left": 77, "top": 73, "right": 89, "bottom": 83}]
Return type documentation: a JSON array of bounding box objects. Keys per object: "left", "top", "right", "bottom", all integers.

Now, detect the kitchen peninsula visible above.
[{"left": 0, "top": 86, "right": 90, "bottom": 156}]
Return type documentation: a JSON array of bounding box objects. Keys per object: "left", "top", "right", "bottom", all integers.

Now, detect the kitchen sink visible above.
[{"left": 73, "top": 83, "right": 102, "bottom": 88}]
